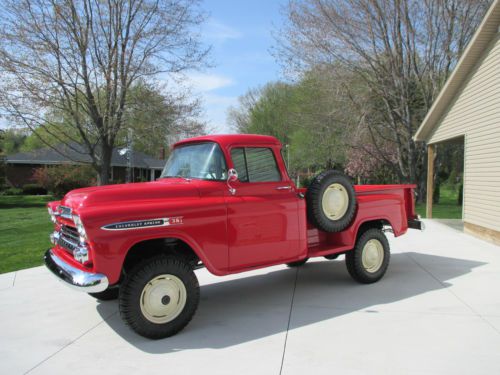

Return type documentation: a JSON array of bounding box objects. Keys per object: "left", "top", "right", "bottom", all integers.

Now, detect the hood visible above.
[{"left": 61, "top": 178, "right": 200, "bottom": 211}]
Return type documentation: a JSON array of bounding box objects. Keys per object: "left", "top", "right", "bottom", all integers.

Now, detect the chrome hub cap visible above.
[
  {"left": 140, "top": 274, "right": 187, "bottom": 324},
  {"left": 322, "top": 183, "right": 349, "bottom": 220},
  {"left": 362, "top": 239, "right": 384, "bottom": 273}
]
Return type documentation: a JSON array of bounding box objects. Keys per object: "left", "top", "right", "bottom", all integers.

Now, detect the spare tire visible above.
[{"left": 306, "top": 170, "right": 356, "bottom": 232}]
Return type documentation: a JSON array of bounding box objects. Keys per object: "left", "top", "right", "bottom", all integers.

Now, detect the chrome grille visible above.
[
  {"left": 61, "top": 225, "right": 79, "bottom": 241},
  {"left": 59, "top": 225, "right": 79, "bottom": 252}
]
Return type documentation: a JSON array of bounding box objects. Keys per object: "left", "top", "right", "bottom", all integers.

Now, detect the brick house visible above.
[{"left": 5, "top": 143, "right": 165, "bottom": 187}]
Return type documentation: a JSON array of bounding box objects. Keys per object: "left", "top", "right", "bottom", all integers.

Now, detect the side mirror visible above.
[
  {"left": 227, "top": 168, "right": 238, "bottom": 195},
  {"left": 228, "top": 168, "right": 238, "bottom": 182}
]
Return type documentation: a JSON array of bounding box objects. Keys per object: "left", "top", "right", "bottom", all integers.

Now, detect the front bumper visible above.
[{"left": 44, "top": 249, "right": 109, "bottom": 293}]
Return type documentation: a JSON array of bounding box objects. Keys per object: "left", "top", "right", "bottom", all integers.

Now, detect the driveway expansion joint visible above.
[
  {"left": 405, "top": 252, "right": 500, "bottom": 337},
  {"left": 279, "top": 267, "right": 299, "bottom": 375},
  {"left": 23, "top": 311, "right": 118, "bottom": 374}
]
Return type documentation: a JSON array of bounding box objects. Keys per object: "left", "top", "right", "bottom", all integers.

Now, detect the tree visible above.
[
  {"left": 0, "top": 129, "right": 28, "bottom": 154},
  {"left": 0, "top": 0, "right": 209, "bottom": 184},
  {"left": 275, "top": 0, "right": 490, "bottom": 198},
  {"left": 227, "top": 88, "right": 261, "bottom": 134},
  {"left": 0, "top": 130, "right": 6, "bottom": 188},
  {"left": 107, "top": 81, "right": 205, "bottom": 157},
  {"left": 228, "top": 66, "right": 359, "bottom": 174},
  {"left": 16, "top": 82, "right": 205, "bottom": 157}
]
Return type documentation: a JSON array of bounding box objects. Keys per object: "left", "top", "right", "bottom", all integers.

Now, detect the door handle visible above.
[{"left": 276, "top": 186, "right": 292, "bottom": 190}]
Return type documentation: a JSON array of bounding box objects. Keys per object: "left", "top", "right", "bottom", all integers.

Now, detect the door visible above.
[{"left": 226, "top": 147, "right": 301, "bottom": 269}]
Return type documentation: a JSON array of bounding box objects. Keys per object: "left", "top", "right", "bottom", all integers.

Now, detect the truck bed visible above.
[{"left": 302, "top": 184, "right": 418, "bottom": 258}]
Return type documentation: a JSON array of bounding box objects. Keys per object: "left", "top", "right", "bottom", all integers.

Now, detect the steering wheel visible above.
[{"left": 199, "top": 170, "right": 217, "bottom": 180}]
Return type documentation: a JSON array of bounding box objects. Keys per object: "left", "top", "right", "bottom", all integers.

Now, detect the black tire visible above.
[
  {"left": 286, "top": 258, "right": 309, "bottom": 268},
  {"left": 88, "top": 287, "right": 119, "bottom": 301},
  {"left": 324, "top": 254, "right": 340, "bottom": 260},
  {"left": 345, "top": 228, "right": 390, "bottom": 284},
  {"left": 306, "top": 170, "right": 356, "bottom": 232},
  {"left": 119, "top": 255, "right": 200, "bottom": 339}
]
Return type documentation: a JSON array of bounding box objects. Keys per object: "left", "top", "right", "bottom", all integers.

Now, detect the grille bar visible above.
[
  {"left": 59, "top": 225, "right": 79, "bottom": 253},
  {"left": 61, "top": 225, "right": 79, "bottom": 242}
]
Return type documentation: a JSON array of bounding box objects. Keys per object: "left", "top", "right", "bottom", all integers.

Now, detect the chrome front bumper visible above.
[{"left": 44, "top": 249, "right": 109, "bottom": 293}]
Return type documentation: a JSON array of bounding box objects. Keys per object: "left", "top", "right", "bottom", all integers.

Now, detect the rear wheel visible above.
[
  {"left": 119, "top": 255, "right": 199, "bottom": 339},
  {"left": 346, "top": 228, "right": 390, "bottom": 284}
]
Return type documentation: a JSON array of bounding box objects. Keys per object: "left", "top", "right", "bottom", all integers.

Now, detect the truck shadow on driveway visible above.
[{"left": 96, "top": 252, "right": 485, "bottom": 353}]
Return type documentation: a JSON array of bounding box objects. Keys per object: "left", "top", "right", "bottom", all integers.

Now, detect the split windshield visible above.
[{"left": 160, "top": 142, "right": 227, "bottom": 181}]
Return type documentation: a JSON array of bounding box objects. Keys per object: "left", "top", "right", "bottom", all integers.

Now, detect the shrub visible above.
[
  {"left": 22, "top": 183, "right": 47, "bottom": 195},
  {"left": 299, "top": 174, "right": 316, "bottom": 188},
  {"left": 33, "top": 165, "right": 97, "bottom": 198},
  {"left": 457, "top": 184, "right": 463, "bottom": 206},
  {"left": 0, "top": 187, "right": 23, "bottom": 195}
]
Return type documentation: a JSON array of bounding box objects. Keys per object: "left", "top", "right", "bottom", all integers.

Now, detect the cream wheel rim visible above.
[
  {"left": 140, "top": 274, "right": 187, "bottom": 324},
  {"left": 321, "top": 183, "right": 349, "bottom": 220},
  {"left": 362, "top": 239, "right": 384, "bottom": 273}
]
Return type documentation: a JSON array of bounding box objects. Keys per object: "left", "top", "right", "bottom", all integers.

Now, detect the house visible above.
[
  {"left": 5, "top": 143, "right": 166, "bottom": 187},
  {"left": 414, "top": 0, "right": 500, "bottom": 245}
]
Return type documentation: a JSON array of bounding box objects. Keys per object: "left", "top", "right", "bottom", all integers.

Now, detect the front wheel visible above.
[
  {"left": 345, "top": 228, "right": 390, "bottom": 284},
  {"left": 119, "top": 256, "right": 200, "bottom": 339}
]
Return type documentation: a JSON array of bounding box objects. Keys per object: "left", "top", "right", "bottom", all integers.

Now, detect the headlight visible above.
[
  {"left": 48, "top": 207, "right": 56, "bottom": 223},
  {"left": 72, "top": 214, "right": 87, "bottom": 241}
]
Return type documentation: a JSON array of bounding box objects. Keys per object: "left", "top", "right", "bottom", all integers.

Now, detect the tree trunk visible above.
[{"left": 97, "top": 144, "right": 112, "bottom": 185}]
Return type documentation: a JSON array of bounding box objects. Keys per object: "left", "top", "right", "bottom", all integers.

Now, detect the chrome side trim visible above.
[
  {"left": 44, "top": 249, "right": 109, "bottom": 293},
  {"left": 101, "top": 217, "right": 183, "bottom": 231}
]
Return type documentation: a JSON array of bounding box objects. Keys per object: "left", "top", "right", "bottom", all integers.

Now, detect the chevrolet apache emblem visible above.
[{"left": 101, "top": 217, "right": 183, "bottom": 231}]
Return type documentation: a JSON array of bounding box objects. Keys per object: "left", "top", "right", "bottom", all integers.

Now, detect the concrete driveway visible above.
[{"left": 1, "top": 220, "right": 500, "bottom": 375}]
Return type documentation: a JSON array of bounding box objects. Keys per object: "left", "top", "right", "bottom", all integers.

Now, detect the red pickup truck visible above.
[{"left": 45, "top": 134, "right": 423, "bottom": 339}]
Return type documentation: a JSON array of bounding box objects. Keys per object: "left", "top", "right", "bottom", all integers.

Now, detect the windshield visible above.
[{"left": 160, "top": 142, "right": 228, "bottom": 181}]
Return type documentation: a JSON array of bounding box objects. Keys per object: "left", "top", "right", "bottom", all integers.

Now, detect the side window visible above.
[
  {"left": 231, "top": 147, "right": 281, "bottom": 182},
  {"left": 230, "top": 148, "right": 249, "bottom": 182}
]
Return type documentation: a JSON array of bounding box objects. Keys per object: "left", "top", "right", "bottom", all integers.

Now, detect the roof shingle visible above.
[{"left": 6, "top": 143, "right": 165, "bottom": 170}]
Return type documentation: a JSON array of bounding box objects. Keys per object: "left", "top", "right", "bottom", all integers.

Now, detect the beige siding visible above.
[{"left": 429, "top": 35, "right": 500, "bottom": 232}]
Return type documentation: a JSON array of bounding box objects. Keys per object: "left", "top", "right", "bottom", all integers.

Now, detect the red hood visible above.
[{"left": 60, "top": 178, "right": 200, "bottom": 212}]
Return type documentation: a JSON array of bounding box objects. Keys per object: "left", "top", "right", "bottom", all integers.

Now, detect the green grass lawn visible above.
[
  {"left": 0, "top": 195, "right": 54, "bottom": 274},
  {"left": 416, "top": 185, "right": 463, "bottom": 219}
]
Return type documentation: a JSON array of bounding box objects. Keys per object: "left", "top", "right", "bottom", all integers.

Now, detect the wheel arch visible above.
[
  {"left": 121, "top": 234, "right": 219, "bottom": 276},
  {"left": 355, "top": 218, "right": 393, "bottom": 239}
]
